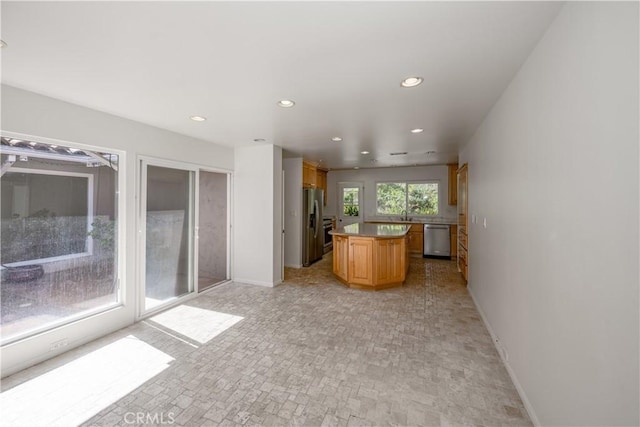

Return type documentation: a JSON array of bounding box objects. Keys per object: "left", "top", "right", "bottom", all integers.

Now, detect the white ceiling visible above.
[{"left": 1, "top": 1, "right": 562, "bottom": 170}]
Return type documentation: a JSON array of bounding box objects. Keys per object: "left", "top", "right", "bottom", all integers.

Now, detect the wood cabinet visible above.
[
  {"left": 448, "top": 164, "right": 458, "bottom": 205},
  {"left": 450, "top": 225, "right": 457, "bottom": 258},
  {"left": 407, "top": 224, "right": 424, "bottom": 255},
  {"left": 303, "top": 161, "right": 317, "bottom": 188},
  {"left": 374, "top": 238, "right": 406, "bottom": 285},
  {"left": 457, "top": 163, "right": 468, "bottom": 282},
  {"left": 332, "top": 235, "right": 349, "bottom": 282},
  {"left": 348, "top": 237, "right": 374, "bottom": 285},
  {"left": 316, "top": 169, "right": 328, "bottom": 205},
  {"left": 332, "top": 233, "right": 408, "bottom": 290}
]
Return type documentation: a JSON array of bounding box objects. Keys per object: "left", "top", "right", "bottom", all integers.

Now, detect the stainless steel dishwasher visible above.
[{"left": 423, "top": 224, "right": 451, "bottom": 258}]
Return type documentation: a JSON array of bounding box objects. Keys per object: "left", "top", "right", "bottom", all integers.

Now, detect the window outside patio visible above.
[{"left": 1, "top": 137, "right": 120, "bottom": 344}]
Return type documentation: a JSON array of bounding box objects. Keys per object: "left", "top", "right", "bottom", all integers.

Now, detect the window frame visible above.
[
  {"left": 0, "top": 134, "right": 124, "bottom": 349},
  {"left": 375, "top": 180, "right": 440, "bottom": 218},
  {"left": 1, "top": 167, "right": 95, "bottom": 266}
]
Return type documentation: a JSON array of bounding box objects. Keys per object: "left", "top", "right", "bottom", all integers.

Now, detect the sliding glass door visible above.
[
  {"left": 140, "top": 161, "right": 195, "bottom": 312},
  {"left": 197, "top": 170, "right": 229, "bottom": 291}
]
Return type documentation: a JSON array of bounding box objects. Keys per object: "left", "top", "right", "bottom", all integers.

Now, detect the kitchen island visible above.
[{"left": 329, "top": 223, "right": 410, "bottom": 291}]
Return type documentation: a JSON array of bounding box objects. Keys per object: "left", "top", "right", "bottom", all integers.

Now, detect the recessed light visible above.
[
  {"left": 331, "top": 137, "right": 342, "bottom": 142},
  {"left": 0, "top": 40, "right": 6, "bottom": 48},
  {"left": 360, "top": 151, "right": 370, "bottom": 155},
  {"left": 401, "top": 77, "right": 423, "bottom": 88},
  {"left": 253, "top": 138, "right": 266, "bottom": 142},
  {"left": 354, "top": 167, "right": 360, "bottom": 170},
  {"left": 410, "top": 128, "right": 424, "bottom": 134},
  {"left": 277, "top": 99, "right": 295, "bottom": 108},
  {"left": 190, "top": 116, "right": 206, "bottom": 122}
]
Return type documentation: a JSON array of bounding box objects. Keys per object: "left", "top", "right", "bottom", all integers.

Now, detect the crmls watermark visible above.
[{"left": 123, "top": 412, "right": 175, "bottom": 425}]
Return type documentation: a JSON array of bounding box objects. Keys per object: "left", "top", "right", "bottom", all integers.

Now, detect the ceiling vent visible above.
[{"left": 389, "top": 152, "right": 408, "bottom": 156}]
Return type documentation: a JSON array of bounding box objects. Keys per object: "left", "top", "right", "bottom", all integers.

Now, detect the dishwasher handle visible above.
[{"left": 424, "top": 224, "right": 450, "bottom": 231}]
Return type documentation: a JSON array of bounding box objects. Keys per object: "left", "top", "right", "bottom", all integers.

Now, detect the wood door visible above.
[
  {"left": 375, "top": 238, "right": 404, "bottom": 285},
  {"left": 457, "top": 163, "right": 468, "bottom": 282},
  {"left": 407, "top": 224, "right": 424, "bottom": 255},
  {"left": 450, "top": 225, "right": 457, "bottom": 258},
  {"left": 448, "top": 164, "right": 458, "bottom": 205},
  {"left": 332, "top": 235, "right": 349, "bottom": 282},
  {"left": 348, "top": 237, "right": 373, "bottom": 285}
]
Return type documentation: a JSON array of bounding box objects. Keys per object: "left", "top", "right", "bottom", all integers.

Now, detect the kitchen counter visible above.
[
  {"left": 366, "top": 218, "right": 457, "bottom": 225},
  {"left": 330, "top": 223, "right": 410, "bottom": 238},
  {"left": 330, "top": 223, "right": 409, "bottom": 291}
]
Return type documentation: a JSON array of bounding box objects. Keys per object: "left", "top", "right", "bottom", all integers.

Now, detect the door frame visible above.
[
  {"left": 337, "top": 181, "right": 364, "bottom": 227},
  {"left": 196, "top": 167, "right": 233, "bottom": 293},
  {"left": 136, "top": 156, "right": 234, "bottom": 320},
  {"left": 137, "top": 156, "right": 197, "bottom": 318}
]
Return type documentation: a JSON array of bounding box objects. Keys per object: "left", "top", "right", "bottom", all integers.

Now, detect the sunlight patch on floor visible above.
[
  {"left": 148, "top": 304, "right": 243, "bottom": 344},
  {"left": 0, "top": 335, "right": 173, "bottom": 426}
]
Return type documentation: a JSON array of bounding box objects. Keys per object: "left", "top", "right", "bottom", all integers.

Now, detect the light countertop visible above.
[
  {"left": 330, "top": 223, "right": 410, "bottom": 238},
  {"left": 366, "top": 218, "right": 458, "bottom": 226}
]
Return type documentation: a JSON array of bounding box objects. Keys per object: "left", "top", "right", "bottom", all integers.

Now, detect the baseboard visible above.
[
  {"left": 468, "top": 285, "right": 541, "bottom": 427},
  {"left": 284, "top": 263, "right": 302, "bottom": 269}
]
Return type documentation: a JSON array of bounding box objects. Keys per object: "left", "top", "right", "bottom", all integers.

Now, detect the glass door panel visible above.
[
  {"left": 197, "top": 171, "right": 229, "bottom": 291},
  {"left": 144, "top": 164, "right": 194, "bottom": 310},
  {"left": 337, "top": 182, "right": 363, "bottom": 227}
]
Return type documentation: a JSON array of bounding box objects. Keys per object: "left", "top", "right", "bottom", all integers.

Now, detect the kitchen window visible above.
[{"left": 376, "top": 181, "right": 439, "bottom": 216}]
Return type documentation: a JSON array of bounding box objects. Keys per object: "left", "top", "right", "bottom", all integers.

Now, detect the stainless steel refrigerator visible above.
[{"left": 302, "top": 188, "right": 324, "bottom": 266}]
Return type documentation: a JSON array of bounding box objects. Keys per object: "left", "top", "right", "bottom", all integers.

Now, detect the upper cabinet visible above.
[
  {"left": 302, "top": 161, "right": 317, "bottom": 188},
  {"left": 448, "top": 163, "right": 458, "bottom": 205},
  {"left": 316, "top": 169, "right": 328, "bottom": 205},
  {"left": 302, "top": 160, "right": 328, "bottom": 205}
]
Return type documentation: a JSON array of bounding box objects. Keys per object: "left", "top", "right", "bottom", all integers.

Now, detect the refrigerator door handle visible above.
[{"left": 313, "top": 199, "right": 320, "bottom": 238}]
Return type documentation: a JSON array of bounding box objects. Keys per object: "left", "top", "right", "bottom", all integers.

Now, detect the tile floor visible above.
[{"left": 1, "top": 256, "right": 531, "bottom": 426}]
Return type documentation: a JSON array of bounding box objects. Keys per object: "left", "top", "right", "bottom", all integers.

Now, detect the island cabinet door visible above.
[
  {"left": 332, "top": 235, "right": 349, "bottom": 282},
  {"left": 348, "top": 237, "right": 374, "bottom": 285},
  {"left": 374, "top": 238, "right": 405, "bottom": 285}
]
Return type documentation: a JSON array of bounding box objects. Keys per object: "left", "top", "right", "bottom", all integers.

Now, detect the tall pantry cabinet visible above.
[{"left": 457, "top": 164, "right": 468, "bottom": 282}]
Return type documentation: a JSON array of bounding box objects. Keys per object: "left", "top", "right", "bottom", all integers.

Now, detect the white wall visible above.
[
  {"left": 325, "top": 165, "right": 458, "bottom": 221},
  {"left": 283, "top": 158, "right": 303, "bottom": 268},
  {"left": 1, "top": 85, "right": 234, "bottom": 376},
  {"left": 272, "top": 146, "right": 283, "bottom": 284},
  {"left": 459, "top": 3, "right": 639, "bottom": 425},
  {"left": 233, "top": 144, "right": 282, "bottom": 286}
]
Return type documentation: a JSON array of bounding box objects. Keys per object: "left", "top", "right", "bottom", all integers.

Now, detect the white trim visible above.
[
  {"left": 374, "top": 179, "right": 441, "bottom": 217},
  {"left": 1, "top": 252, "right": 91, "bottom": 268},
  {"left": 5, "top": 166, "right": 95, "bottom": 258},
  {"left": 337, "top": 181, "right": 364, "bottom": 226},
  {"left": 467, "top": 285, "right": 541, "bottom": 427},
  {"left": 195, "top": 168, "right": 233, "bottom": 292},
  {"left": 137, "top": 157, "right": 198, "bottom": 318}
]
